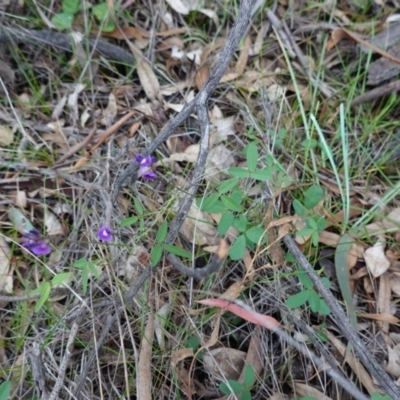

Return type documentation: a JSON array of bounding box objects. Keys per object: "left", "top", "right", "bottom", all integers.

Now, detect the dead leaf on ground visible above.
[
  {"left": 364, "top": 238, "right": 390, "bottom": 277},
  {"left": 100, "top": 93, "right": 118, "bottom": 126},
  {"left": 0, "top": 125, "right": 14, "bottom": 146},
  {"left": 385, "top": 343, "right": 400, "bottom": 377},
  {"left": 294, "top": 382, "right": 333, "bottom": 400},
  {"left": 180, "top": 204, "right": 218, "bottom": 246},
  {"left": 203, "top": 347, "right": 246, "bottom": 381},
  {"left": 137, "top": 57, "right": 163, "bottom": 104},
  {"left": 0, "top": 237, "right": 12, "bottom": 294},
  {"left": 327, "top": 27, "right": 400, "bottom": 66}
]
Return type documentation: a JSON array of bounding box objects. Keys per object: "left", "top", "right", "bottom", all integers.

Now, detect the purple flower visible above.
[
  {"left": 98, "top": 225, "right": 113, "bottom": 242},
  {"left": 22, "top": 230, "right": 51, "bottom": 256},
  {"left": 135, "top": 155, "right": 157, "bottom": 180}
]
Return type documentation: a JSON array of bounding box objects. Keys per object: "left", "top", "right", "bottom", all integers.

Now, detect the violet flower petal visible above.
[
  {"left": 22, "top": 230, "right": 51, "bottom": 256},
  {"left": 139, "top": 167, "right": 158, "bottom": 180},
  {"left": 30, "top": 241, "right": 51, "bottom": 256},
  {"left": 98, "top": 225, "right": 113, "bottom": 242}
]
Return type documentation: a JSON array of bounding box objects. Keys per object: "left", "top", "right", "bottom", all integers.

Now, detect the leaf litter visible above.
[{"left": 1, "top": 0, "right": 400, "bottom": 399}]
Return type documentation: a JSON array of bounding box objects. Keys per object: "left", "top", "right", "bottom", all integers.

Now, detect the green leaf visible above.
[
  {"left": 241, "top": 390, "right": 252, "bottom": 400},
  {"left": 308, "top": 290, "right": 320, "bottom": 313},
  {"left": 92, "top": 2, "right": 112, "bottom": 21},
  {"left": 218, "top": 177, "right": 239, "bottom": 194},
  {"left": 229, "top": 235, "right": 246, "bottom": 260},
  {"left": 35, "top": 282, "right": 51, "bottom": 312},
  {"left": 316, "top": 217, "right": 327, "bottom": 232},
  {"left": 81, "top": 264, "right": 88, "bottom": 295},
  {"left": 221, "top": 195, "right": 242, "bottom": 212},
  {"left": 231, "top": 189, "right": 244, "bottom": 205},
  {"left": 187, "top": 335, "right": 200, "bottom": 351},
  {"left": 101, "top": 20, "right": 116, "bottom": 32},
  {"left": 251, "top": 167, "right": 273, "bottom": 181},
  {"left": 0, "top": 381, "right": 11, "bottom": 400},
  {"left": 321, "top": 277, "right": 331, "bottom": 289},
  {"left": 62, "top": 0, "right": 80, "bottom": 14},
  {"left": 245, "top": 226, "right": 265, "bottom": 244},
  {"left": 164, "top": 244, "right": 191, "bottom": 259},
  {"left": 120, "top": 216, "right": 139, "bottom": 227},
  {"left": 286, "top": 290, "right": 310, "bottom": 309},
  {"left": 243, "top": 364, "right": 256, "bottom": 388},
  {"left": 306, "top": 218, "right": 318, "bottom": 230},
  {"left": 133, "top": 197, "right": 144, "bottom": 215},
  {"left": 8, "top": 208, "right": 35, "bottom": 234},
  {"left": 156, "top": 221, "right": 168, "bottom": 242},
  {"left": 51, "top": 13, "right": 74, "bottom": 30},
  {"left": 87, "top": 261, "right": 99, "bottom": 279},
  {"left": 218, "top": 212, "right": 234, "bottom": 235},
  {"left": 219, "top": 380, "right": 245, "bottom": 395},
  {"left": 51, "top": 272, "right": 71, "bottom": 286},
  {"left": 233, "top": 215, "right": 248, "bottom": 232},
  {"left": 197, "top": 193, "right": 221, "bottom": 212},
  {"left": 318, "top": 299, "right": 331, "bottom": 315},
  {"left": 311, "top": 231, "right": 319, "bottom": 247},
  {"left": 298, "top": 271, "right": 314, "bottom": 290},
  {"left": 301, "top": 138, "right": 318, "bottom": 148},
  {"left": 293, "top": 199, "right": 307, "bottom": 217},
  {"left": 73, "top": 258, "right": 88, "bottom": 269},
  {"left": 296, "top": 228, "right": 314, "bottom": 237},
  {"left": 304, "top": 185, "right": 324, "bottom": 209},
  {"left": 246, "top": 142, "right": 258, "bottom": 172},
  {"left": 151, "top": 244, "right": 163, "bottom": 266},
  {"left": 228, "top": 167, "right": 251, "bottom": 178}
]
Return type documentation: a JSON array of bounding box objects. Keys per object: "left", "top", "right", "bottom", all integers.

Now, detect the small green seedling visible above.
[
  {"left": 285, "top": 269, "right": 331, "bottom": 316},
  {"left": 293, "top": 184, "right": 326, "bottom": 247},
  {"left": 219, "top": 365, "right": 256, "bottom": 400},
  {"left": 31, "top": 272, "right": 71, "bottom": 312},
  {"left": 150, "top": 221, "right": 192, "bottom": 266},
  {"left": 73, "top": 258, "right": 99, "bottom": 295},
  {"left": 52, "top": 0, "right": 116, "bottom": 32}
]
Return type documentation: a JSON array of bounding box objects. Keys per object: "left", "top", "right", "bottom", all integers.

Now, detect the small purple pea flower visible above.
[
  {"left": 98, "top": 225, "right": 113, "bottom": 242},
  {"left": 135, "top": 155, "right": 157, "bottom": 180},
  {"left": 22, "top": 230, "right": 51, "bottom": 256}
]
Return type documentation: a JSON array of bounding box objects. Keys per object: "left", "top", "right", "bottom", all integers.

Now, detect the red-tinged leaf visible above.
[{"left": 198, "top": 298, "right": 281, "bottom": 331}]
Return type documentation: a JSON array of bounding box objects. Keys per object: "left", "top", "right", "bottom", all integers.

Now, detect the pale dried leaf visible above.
[
  {"left": 181, "top": 204, "right": 218, "bottom": 245},
  {"left": 44, "top": 209, "right": 64, "bottom": 236},
  {"left": 212, "top": 116, "right": 235, "bottom": 144},
  {"left": 390, "top": 274, "right": 400, "bottom": 296},
  {"left": 101, "top": 93, "right": 118, "bottom": 126},
  {"left": 385, "top": 343, "right": 400, "bottom": 377},
  {"left": 155, "top": 304, "right": 171, "bottom": 350},
  {"left": 0, "top": 125, "right": 13, "bottom": 146},
  {"left": 364, "top": 240, "right": 390, "bottom": 277},
  {"left": 294, "top": 383, "right": 333, "bottom": 400},
  {"left": 0, "top": 237, "right": 12, "bottom": 293},
  {"left": 166, "top": 0, "right": 189, "bottom": 14},
  {"left": 171, "top": 348, "right": 194, "bottom": 367},
  {"left": 205, "top": 144, "right": 235, "bottom": 183},
  {"left": 52, "top": 95, "right": 67, "bottom": 120},
  {"left": 203, "top": 347, "right": 246, "bottom": 381},
  {"left": 169, "top": 143, "right": 200, "bottom": 163},
  {"left": 67, "top": 83, "right": 85, "bottom": 123},
  {"left": 383, "top": 208, "right": 400, "bottom": 229},
  {"left": 319, "top": 230, "right": 340, "bottom": 246},
  {"left": 137, "top": 58, "right": 162, "bottom": 103}
]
